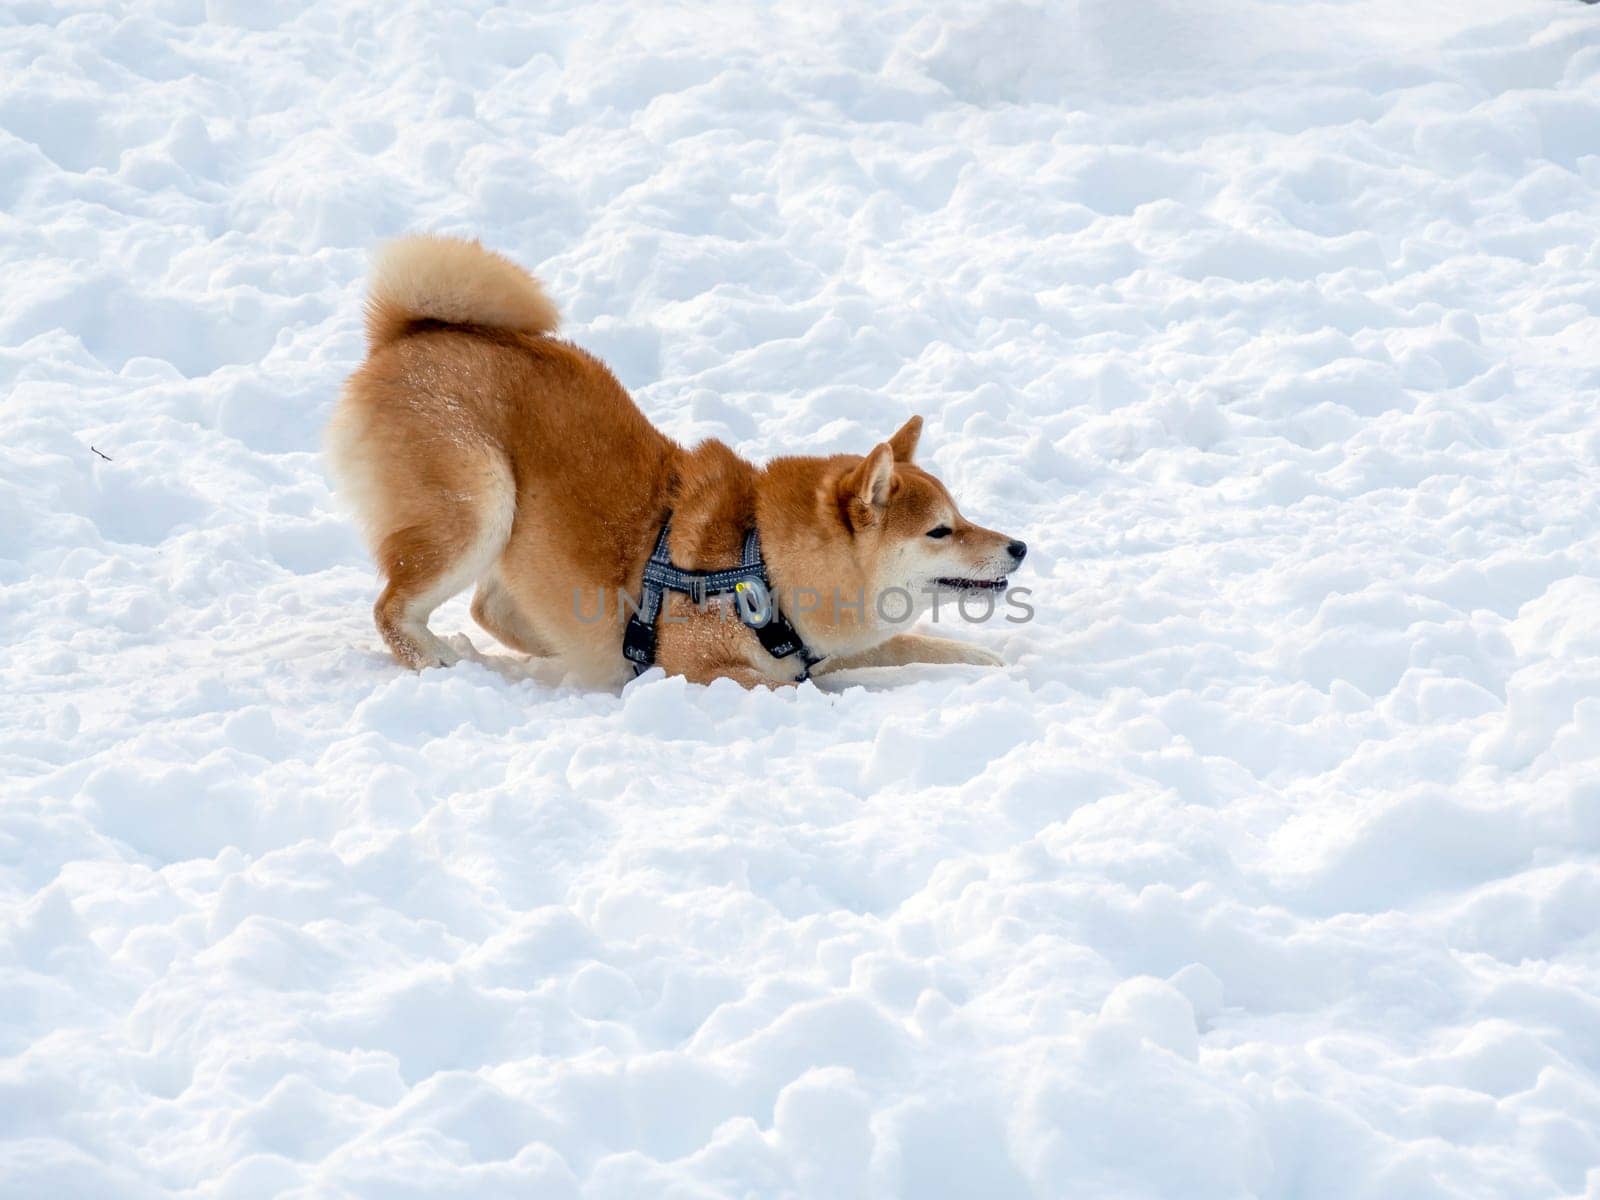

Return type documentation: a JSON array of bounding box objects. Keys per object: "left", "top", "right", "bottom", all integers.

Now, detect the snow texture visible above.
[{"left": 4, "top": 1, "right": 1600, "bottom": 1197}]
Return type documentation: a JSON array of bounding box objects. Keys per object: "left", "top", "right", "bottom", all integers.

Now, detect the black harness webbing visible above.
[{"left": 622, "top": 517, "right": 824, "bottom": 680}]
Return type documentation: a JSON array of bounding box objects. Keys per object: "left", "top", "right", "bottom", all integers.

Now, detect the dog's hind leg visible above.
[
  {"left": 370, "top": 455, "right": 516, "bottom": 670},
  {"left": 470, "top": 574, "right": 549, "bottom": 656}
]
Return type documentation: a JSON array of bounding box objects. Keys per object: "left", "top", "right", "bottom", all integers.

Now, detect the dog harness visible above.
[{"left": 622, "top": 516, "right": 825, "bottom": 681}]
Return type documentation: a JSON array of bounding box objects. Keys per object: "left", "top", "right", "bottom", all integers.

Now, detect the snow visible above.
[{"left": 3, "top": 0, "right": 1600, "bottom": 1196}]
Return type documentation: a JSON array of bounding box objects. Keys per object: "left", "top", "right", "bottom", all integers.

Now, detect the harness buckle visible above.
[
  {"left": 622, "top": 614, "right": 657, "bottom": 667},
  {"left": 754, "top": 613, "right": 802, "bottom": 659}
]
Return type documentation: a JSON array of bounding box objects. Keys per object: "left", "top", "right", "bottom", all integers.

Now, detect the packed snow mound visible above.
[{"left": 4, "top": 1, "right": 1600, "bottom": 1197}]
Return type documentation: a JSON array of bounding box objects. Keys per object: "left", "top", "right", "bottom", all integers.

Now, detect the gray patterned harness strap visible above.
[{"left": 622, "top": 516, "right": 824, "bottom": 680}]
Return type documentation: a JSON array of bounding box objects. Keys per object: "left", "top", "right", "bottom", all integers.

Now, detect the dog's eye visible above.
[{"left": 926, "top": 526, "right": 952, "bottom": 539}]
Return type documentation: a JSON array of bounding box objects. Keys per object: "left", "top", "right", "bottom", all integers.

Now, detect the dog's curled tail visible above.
[{"left": 364, "top": 234, "right": 560, "bottom": 351}]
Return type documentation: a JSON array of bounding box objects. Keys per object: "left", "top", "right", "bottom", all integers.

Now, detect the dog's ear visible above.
[
  {"left": 888, "top": 415, "right": 922, "bottom": 463},
  {"left": 840, "top": 443, "right": 895, "bottom": 526}
]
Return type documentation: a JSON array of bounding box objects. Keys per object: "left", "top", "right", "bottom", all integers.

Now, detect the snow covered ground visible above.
[{"left": 4, "top": 0, "right": 1600, "bottom": 1195}]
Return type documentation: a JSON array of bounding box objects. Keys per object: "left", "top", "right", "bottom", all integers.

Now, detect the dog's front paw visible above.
[
  {"left": 912, "top": 635, "right": 1004, "bottom": 667},
  {"left": 960, "top": 644, "right": 1004, "bottom": 667}
]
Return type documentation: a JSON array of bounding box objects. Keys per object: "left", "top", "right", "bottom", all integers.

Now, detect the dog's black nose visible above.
[{"left": 1007, "top": 540, "right": 1027, "bottom": 562}]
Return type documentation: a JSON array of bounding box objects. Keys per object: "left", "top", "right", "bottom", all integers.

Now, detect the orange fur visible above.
[{"left": 327, "top": 234, "right": 1023, "bottom": 685}]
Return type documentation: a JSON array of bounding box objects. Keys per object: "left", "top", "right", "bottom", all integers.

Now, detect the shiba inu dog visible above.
[{"left": 326, "top": 235, "right": 1026, "bottom": 687}]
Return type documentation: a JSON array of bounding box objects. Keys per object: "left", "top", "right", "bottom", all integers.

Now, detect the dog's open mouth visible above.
[{"left": 933, "top": 576, "right": 1009, "bottom": 592}]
